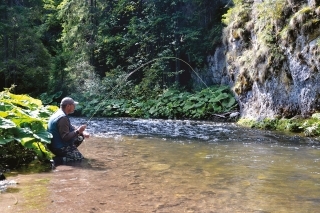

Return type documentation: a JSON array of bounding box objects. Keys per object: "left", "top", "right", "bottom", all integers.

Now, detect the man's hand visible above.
[
  {"left": 77, "top": 125, "right": 90, "bottom": 138},
  {"left": 83, "top": 132, "right": 90, "bottom": 138},
  {"left": 77, "top": 125, "right": 87, "bottom": 134}
]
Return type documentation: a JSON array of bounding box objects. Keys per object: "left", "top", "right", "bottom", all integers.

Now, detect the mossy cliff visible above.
[{"left": 218, "top": 0, "right": 320, "bottom": 123}]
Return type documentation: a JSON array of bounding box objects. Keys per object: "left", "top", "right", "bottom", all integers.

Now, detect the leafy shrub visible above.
[
  {"left": 81, "top": 86, "right": 238, "bottom": 120},
  {"left": 0, "top": 89, "right": 57, "bottom": 171}
]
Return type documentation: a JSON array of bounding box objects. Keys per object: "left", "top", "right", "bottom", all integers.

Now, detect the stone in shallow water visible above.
[{"left": 150, "top": 163, "right": 171, "bottom": 171}]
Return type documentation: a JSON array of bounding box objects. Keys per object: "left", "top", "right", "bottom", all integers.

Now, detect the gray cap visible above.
[{"left": 60, "top": 97, "right": 79, "bottom": 106}]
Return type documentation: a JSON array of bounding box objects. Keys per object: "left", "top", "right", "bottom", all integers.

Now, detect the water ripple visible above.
[{"left": 71, "top": 117, "right": 320, "bottom": 146}]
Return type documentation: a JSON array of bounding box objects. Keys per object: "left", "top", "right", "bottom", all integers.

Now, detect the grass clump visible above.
[{"left": 238, "top": 113, "right": 320, "bottom": 137}]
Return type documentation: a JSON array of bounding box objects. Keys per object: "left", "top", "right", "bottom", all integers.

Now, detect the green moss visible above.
[
  {"left": 237, "top": 119, "right": 256, "bottom": 128},
  {"left": 238, "top": 113, "right": 320, "bottom": 137},
  {"left": 285, "top": 6, "right": 320, "bottom": 38},
  {"left": 222, "top": 1, "right": 250, "bottom": 26},
  {"left": 295, "top": 7, "right": 312, "bottom": 23}
]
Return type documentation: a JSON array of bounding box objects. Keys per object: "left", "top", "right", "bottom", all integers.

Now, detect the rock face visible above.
[
  {"left": 192, "top": 46, "right": 230, "bottom": 88},
  {"left": 209, "top": 0, "right": 320, "bottom": 120}
]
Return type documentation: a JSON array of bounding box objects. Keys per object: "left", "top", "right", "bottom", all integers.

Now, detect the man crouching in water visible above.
[{"left": 47, "top": 97, "right": 89, "bottom": 164}]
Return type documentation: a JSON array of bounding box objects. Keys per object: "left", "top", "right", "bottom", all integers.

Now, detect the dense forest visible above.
[{"left": 0, "top": 0, "right": 230, "bottom": 103}]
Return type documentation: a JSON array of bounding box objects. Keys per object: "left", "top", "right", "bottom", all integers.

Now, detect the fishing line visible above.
[{"left": 85, "top": 56, "right": 208, "bottom": 125}]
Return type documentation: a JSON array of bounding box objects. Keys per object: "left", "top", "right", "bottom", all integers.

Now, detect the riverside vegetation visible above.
[
  {"left": 3, "top": 83, "right": 320, "bottom": 174},
  {"left": 238, "top": 115, "right": 320, "bottom": 138},
  {"left": 0, "top": 88, "right": 56, "bottom": 174}
]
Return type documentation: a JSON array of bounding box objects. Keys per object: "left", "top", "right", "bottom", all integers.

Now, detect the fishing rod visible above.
[{"left": 85, "top": 56, "right": 208, "bottom": 126}]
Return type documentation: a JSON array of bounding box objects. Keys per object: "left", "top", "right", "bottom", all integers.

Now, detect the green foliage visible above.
[
  {"left": 39, "top": 91, "right": 63, "bottom": 105},
  {"left": 80, "top": 86, "right": 237, "bottom": 120},
  {"left": 238, "top": 112, "right": 320, "bottom": 137},
  {"left": 1, "top": 0, "right": 229, "bottom": 102},
  {"left": 148, "top": 86, "right": 236, "bottom": 119},
  {"left": 0, "top": 89, "right": 58, "bottom": 171},
  {"left": 91, "top": 0, "right": 228, "bottom": 93},
  {"left": 222, "top": 0, "right": 248, "bottom": 26},
  {"left": 0, "top": 0, "right": 52, "bottom": 95},
  {"left": 281, "top": 6, "right": 320, "bottom": 44}
]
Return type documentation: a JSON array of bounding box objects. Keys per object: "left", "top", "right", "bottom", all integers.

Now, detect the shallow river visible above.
[{"left": 1, "top": 118, "right": 320, "bottom": 213}]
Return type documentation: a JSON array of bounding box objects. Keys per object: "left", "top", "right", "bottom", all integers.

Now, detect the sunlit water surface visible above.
[{"left": 1, "top": 117, "right": 320, "bottom": 212}]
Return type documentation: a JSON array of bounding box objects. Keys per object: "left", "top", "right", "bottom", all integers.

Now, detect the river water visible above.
[{"left": 1, "top": 118, "right": 320, "bottom": 213}]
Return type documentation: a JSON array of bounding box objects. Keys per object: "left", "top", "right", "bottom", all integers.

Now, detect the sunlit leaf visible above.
[
  {"left": 8, "top": 93, "right": 42, "bottom": 109},
  {"left": 21, "top": 137, "right": 37, "bottom": 148},
  {"left": 0, "top": 111, "right": 9, "bottom": 117},
  {"left": 0, "top": 117, "right": 16, "bottom": 129},
  {"left": 33, "top": 130, "right": 52, "bottom": 143},
  {"left": 30, "top": 142, "right": 53, "bottom": 160}
]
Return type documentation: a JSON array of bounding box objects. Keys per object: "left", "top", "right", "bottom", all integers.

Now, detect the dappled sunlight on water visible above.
[{"left": 1, "top": 118, "right": 320, "bottom": 212}]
